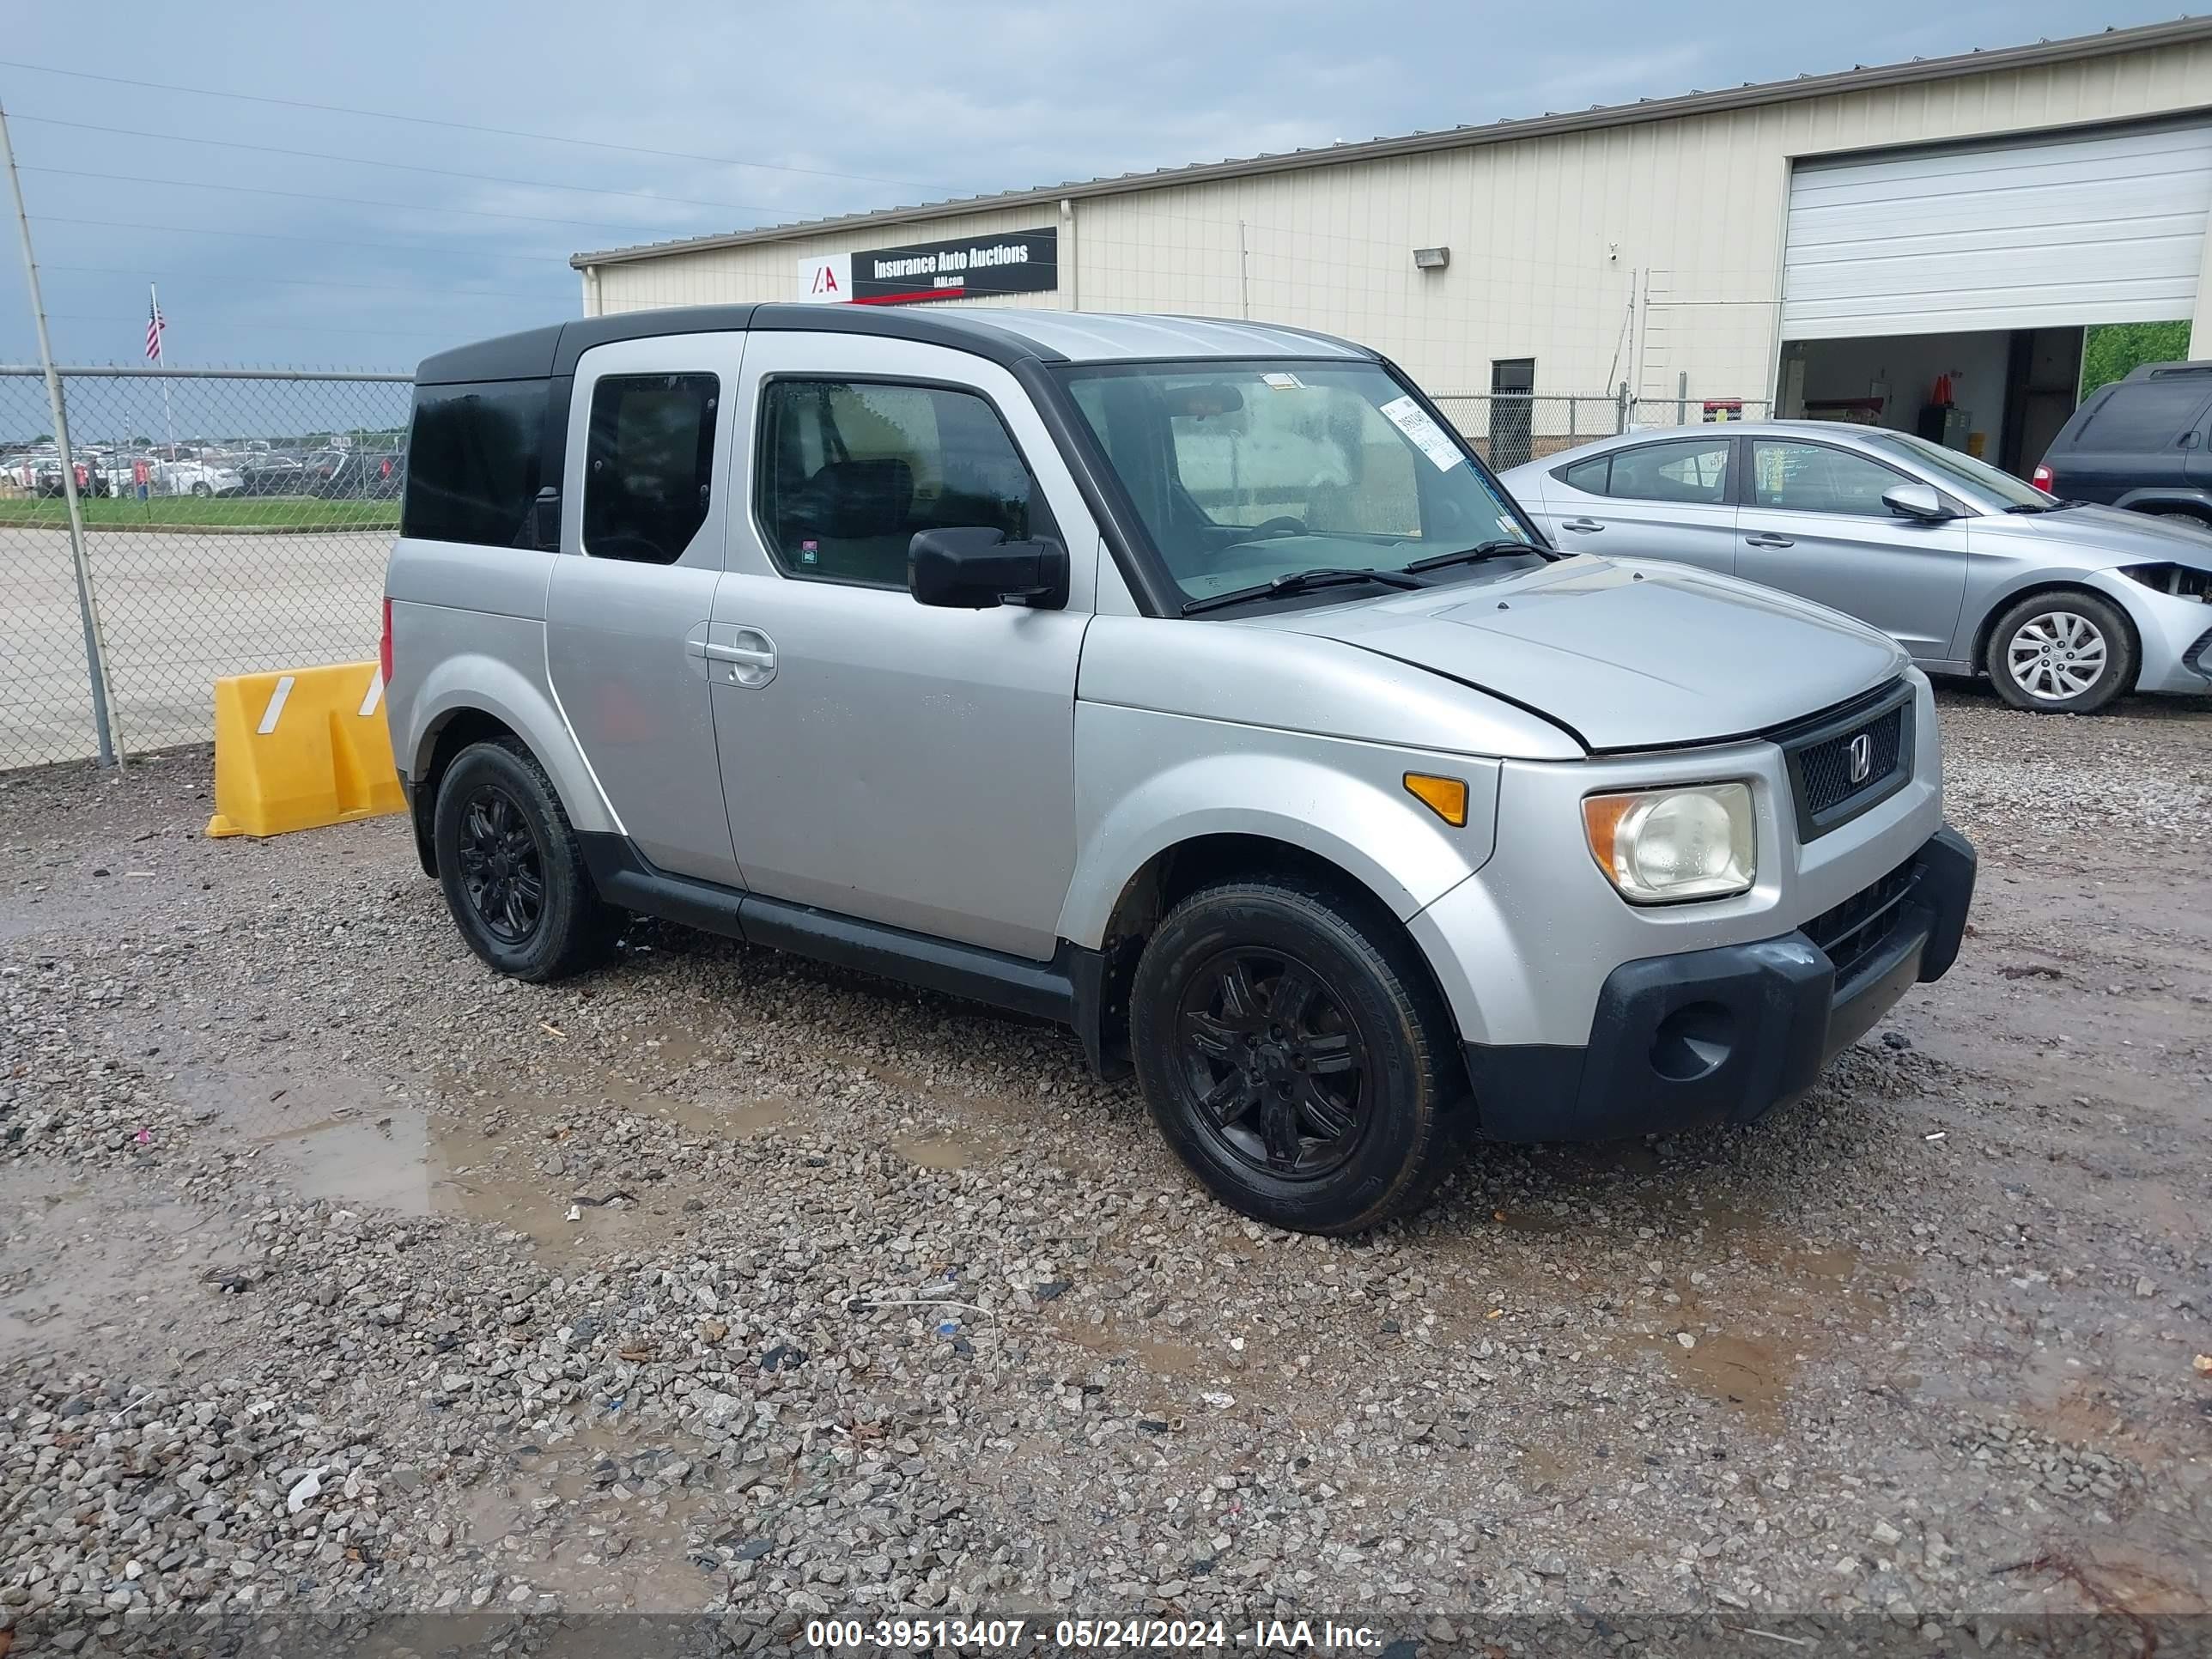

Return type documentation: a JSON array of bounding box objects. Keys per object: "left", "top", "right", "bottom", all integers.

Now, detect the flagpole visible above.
[
  {"left": 1, "top": 94, "right": 120, "bottom": 766},
  {"left": 151, "top": 282, "right": 174, "bottom": 454}
]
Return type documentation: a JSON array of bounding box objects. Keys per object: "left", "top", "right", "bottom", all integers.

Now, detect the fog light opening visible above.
[{"left": 1650, "top": 1000, "right": 1735, "bottom": 1082}]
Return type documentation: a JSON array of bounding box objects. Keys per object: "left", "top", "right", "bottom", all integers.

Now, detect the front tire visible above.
[
  {"left": 1130, "top": 875, "right": 1466, "bottom": 1234},
  {"left": 1984, "top": 590, "right": 2136, "bottom": 714},
  {"left": 433, "top": 738, "right": 613, "bottom": 981}
]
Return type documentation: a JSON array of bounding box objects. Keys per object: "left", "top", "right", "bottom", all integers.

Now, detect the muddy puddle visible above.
[
  {"left": 1051, "top": 1316, "right": 1211, "bottom": 1382},
  {"left": 0, "top": 1166, "right": 232, "bottom": 1364},
  {"left": 1607, "top": 1218, "right": 1900, "bottom": 1429},
  {"left": 164, "top": 1048, "right": 791, "bottom": 1254},
  {"left": 461, "top": 1419, "right": 723, "bottom": 1608},
  {"left": 890, "top": 1127, "right": 988, "bottom": 1170}
]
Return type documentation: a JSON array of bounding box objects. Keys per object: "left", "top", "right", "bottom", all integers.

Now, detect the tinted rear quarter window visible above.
[
  {"left": 582, "top": 373, "right": 720, "bottom": 565},
  {"left": 401, "top": 379, "right": 547, "bottom": 547},
  {"left": 2073, "top": 382, "right": 2212, "bottom": 451}
]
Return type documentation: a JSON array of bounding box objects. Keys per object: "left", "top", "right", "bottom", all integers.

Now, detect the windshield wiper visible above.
[
  {"left": 1401, "top": 538, "right": 1552, "bottom": 574},
  {"left": 1181, "top": 566, "right": 1425, "bottom": 617},
  {"left": 2007, "top": 499, "right": 2087, "bottom": 514}
]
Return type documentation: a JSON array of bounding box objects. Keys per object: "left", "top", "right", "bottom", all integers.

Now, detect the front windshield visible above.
[
  {"left": 1059, "top": 359, "right": 1540, "bottom": 605},
  {"left": 1856, "top": 429, "right": 2055, "bottom": 510}
]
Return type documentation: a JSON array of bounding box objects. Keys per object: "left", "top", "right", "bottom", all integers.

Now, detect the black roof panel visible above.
[
  {"left": 416, "top": 307, "right": 761, "bottom": 384},
  {"left": 413, "top": 301, "right": 1364, "bottom": 384}
]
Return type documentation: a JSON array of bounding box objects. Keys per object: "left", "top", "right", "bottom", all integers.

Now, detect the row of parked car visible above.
[{"left": 3, "top": 445, "right": 406, "bottom": 501}]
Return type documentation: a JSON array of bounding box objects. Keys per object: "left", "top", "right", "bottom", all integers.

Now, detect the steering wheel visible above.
[{"left": 1251, "top": 515, "right": 1308, "bottom": 538}]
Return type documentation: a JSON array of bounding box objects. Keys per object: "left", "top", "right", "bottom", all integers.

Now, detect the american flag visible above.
[{"left": 144, "top": 290, "right": 165, "bottom": 363}]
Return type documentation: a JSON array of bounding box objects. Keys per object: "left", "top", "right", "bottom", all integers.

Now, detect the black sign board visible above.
[{"left": 851, "top": 228, "right": 1058, "bottom": 306}]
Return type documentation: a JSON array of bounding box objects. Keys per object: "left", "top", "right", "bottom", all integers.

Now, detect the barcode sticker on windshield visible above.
[{"left": 1379, "top": 395, "right": 1465, "bottom": 472}]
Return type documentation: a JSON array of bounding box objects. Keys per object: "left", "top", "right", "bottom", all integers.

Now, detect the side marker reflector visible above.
[{"left": 1403, "top": 772, "right": 1469, "bottom": 827}]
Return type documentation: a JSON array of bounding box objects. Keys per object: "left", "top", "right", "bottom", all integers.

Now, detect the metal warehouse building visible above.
[{"left": 573, "top": 17, "right": 2212, "bottom": 477}]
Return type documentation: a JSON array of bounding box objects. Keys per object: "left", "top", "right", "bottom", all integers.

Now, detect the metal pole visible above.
[
  {"left": 1237, "top": 220, "right": 1251, "bottom": 320},
  {"left": 1677, "top": 369, "right": 1688, "bottom": 425},
  {"left": 153, "top": 282, "right": 174, "bottom": 457},
  {"left": 0, "top": 96, "right": 119, "bottom": 767}
]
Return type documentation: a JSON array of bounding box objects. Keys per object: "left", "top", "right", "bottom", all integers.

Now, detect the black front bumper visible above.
[{"left": 1464, "top": 825, "right": 1976, "bottom": 1143}]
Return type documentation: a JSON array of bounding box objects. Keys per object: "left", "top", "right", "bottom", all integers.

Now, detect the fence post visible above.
[
  {"left": 1615, "top": 383, "right": 1629, "bottom": 434},
  {"left": 1677, "top": 370, "right": 1688, "bottom": 425},
  {"left": 1, "top": 101, "right": 119, "bottom": 767},
  {"left": 1568, "top": 395, "right": 1577, "bottom": 447}
]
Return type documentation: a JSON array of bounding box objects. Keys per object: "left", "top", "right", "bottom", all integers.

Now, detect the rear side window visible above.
[
  {"left": 401, "top": 379, "right": 547, "bottom": 547},
  {"left": 2070, "top": 382, "right": 2212, "bottom": 451},
  {"left": 757, "top": 379, "right": 1048, "bottom": 586},
  {"left": 1559, "top": 455, "right": 1610, "bottom": 494},
  {"left": 1600, "top": 438, "right": 1731, "bottom": 505},
  {"left": 582, "top": 374, "right": 720, "bottom": 565}
]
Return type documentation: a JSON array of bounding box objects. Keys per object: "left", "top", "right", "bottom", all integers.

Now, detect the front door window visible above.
[
  {"left": 1750, "top": 441, "right": 1903, "bottom": 517},
  {"left": 757, "top": 380, "right": 1049, "bottom": 586}
]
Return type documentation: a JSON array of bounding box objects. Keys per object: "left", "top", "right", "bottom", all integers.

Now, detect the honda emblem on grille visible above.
[{"left": 1846, "top": 732, "right": 1874, "bottom": 785}]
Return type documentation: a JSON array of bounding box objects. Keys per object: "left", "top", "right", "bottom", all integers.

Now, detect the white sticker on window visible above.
[
  {"left": 1261, "top": 371, "right": 1306, "bottom": 391},
  {"left": 1379, "top": 394, "right": 1465, "bottom": 472}
]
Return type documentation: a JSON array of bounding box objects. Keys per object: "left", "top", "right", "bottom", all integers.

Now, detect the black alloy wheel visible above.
[
  {"left": 1130, "top": 874, "right": 1467, "bottom": 1234},
  {"left": 1176, "top": 945, "right": 1370, "bottom": 1179},
  {"left": 432, "top": 738, "right": 615, "bottom": 981},
  {"left": 454, "top": 784, "right": 545, "bottom": 945}
]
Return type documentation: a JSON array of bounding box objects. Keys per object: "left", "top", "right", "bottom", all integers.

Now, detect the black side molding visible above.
[{"left": 578, "top": 833, "right": 1113, "bottom": 1040}]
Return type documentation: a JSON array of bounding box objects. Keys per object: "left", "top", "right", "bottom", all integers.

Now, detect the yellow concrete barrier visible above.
[{"left": 205, "top": 662, "right": 405, "bottom": 838}]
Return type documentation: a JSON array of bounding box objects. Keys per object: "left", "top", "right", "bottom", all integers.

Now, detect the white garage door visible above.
[{"left": 1782, "top": 119, "right": 2212, "bottom": 340}]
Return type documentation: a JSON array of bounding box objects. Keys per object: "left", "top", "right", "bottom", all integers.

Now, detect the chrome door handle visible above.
[
  {"left": 1559, "top": 517, "right": 1604, "bottom": 532},
  {"left": 1744, "top": 533, "right": 1795, "bottom": 549}
]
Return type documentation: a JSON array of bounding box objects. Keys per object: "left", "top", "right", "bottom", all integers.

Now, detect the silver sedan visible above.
[{"left": 1501, "top": 420, "right": 2212, "bottom": 713}]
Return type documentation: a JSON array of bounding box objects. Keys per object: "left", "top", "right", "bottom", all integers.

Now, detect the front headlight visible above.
[{"left": 1583, "top": 782, "right": 1756, "bottom": 903}]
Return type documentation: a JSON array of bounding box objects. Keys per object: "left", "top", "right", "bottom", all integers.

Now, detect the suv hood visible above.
[{"left": 1261, "top": 556, "right": 1907, "bottom": 751}]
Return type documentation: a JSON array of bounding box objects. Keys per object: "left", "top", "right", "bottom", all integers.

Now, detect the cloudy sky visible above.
[{"left": 0, "top": 0, "right": 2169, "bottom": 370}]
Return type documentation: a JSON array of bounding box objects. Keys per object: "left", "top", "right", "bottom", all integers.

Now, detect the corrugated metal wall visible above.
[{"left": 584, "top": 39, "right": 2212, "bottom": 403}]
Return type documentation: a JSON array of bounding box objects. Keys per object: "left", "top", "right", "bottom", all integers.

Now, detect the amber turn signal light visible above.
[{"left": 1402, "top": 772, "right": 1469, "bottom": 827}]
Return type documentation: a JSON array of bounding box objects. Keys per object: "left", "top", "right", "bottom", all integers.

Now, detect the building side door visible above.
[{"left": 1489, "top": 358, "right": 1535, "bottom": 471}]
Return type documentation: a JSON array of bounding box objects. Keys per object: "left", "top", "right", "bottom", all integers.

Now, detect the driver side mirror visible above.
[
  {"left": 908, "top": 526, "right": 1069, "bottom": 610},
  {"left": 1882, "top": 482, "right": 1954, "bottom": 523}
]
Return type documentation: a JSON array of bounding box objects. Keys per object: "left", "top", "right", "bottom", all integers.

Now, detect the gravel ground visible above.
[{"left": 2, "top": 683, "right": 2209, "bottom": 1653}]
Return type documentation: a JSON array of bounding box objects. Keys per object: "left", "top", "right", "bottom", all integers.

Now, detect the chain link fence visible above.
[
  {"left": 1, "top": 366, "right": 410, "bottom": 769},
  {"left": 1431, "top": 392, "right": 1774, "bottom": 470}
]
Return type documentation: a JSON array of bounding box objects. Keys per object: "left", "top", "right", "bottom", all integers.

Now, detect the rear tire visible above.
[
  {"left": 433, "top": 738, "right": 614, "bottom": 981},
  {"left": 1984, "top": 590, "right": 2136, "bottom": 714},
  {"left": 1130, "top": 875, "right": 1466, "bottom": 1234}
]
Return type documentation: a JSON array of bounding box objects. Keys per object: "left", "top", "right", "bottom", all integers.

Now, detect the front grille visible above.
[
  {"left": 1797, "top": 706, "right": 1904, "bottom": 817},
  {"left": 1804, "top": 859, "right": 1917, "bottom": 987},
  {"left": 1775, "top": 680, "right": 1916, "bottom": 842}
]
